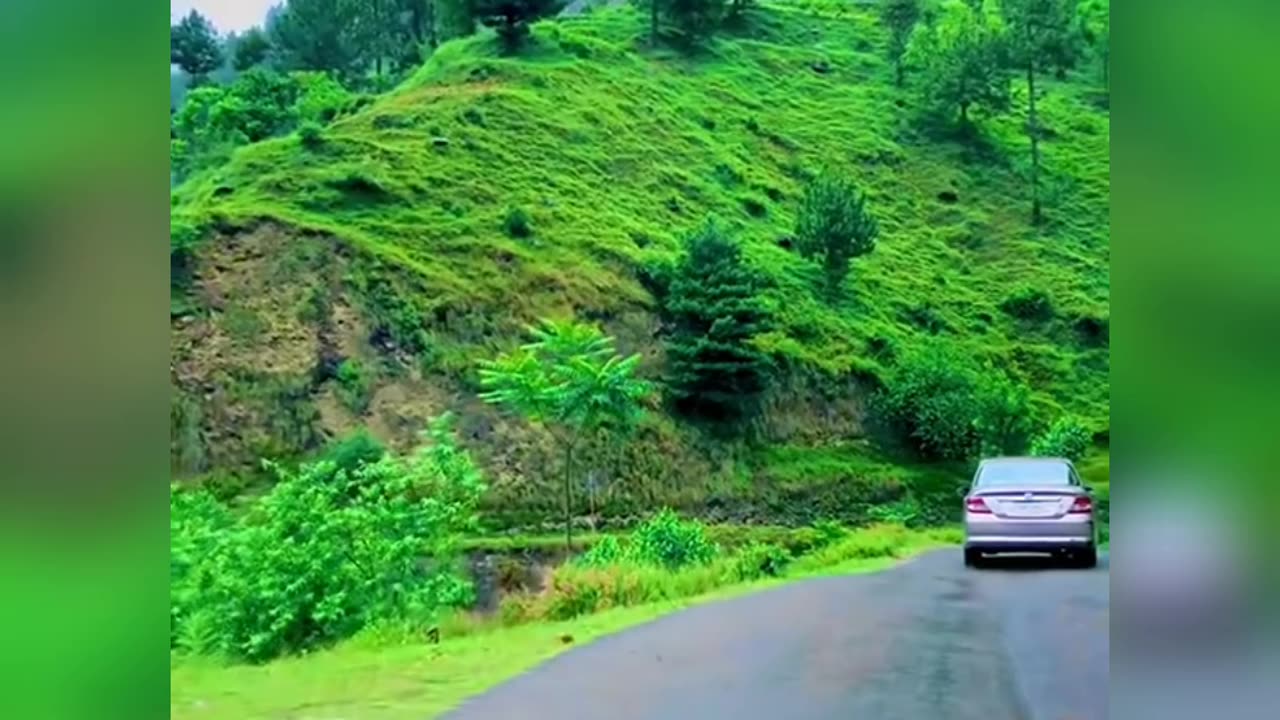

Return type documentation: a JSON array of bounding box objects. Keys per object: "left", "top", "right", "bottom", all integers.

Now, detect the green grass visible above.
[
  {"left": 171, "top": 3, "right": 1108, "bottom": 516},
  {"left": 171, "top": 525, "right": 957, "bottom": 720}
]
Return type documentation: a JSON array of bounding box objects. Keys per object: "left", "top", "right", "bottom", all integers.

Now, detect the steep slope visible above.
[{"left": 170, "top": 5, "right": 1109, "bottom": 528}]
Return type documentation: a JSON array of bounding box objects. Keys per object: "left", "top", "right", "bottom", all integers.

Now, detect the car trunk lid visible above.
[{"left": 973, "top": 489, "right": 1083, "bottom": 519}]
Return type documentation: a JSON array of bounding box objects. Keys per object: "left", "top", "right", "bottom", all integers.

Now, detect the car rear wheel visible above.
[
  {"left": 1070, "top": 546, "right": 1098, "bottom": 568},
  {"left": 964, "top": 548, "right": 982, "bottom": 568}
]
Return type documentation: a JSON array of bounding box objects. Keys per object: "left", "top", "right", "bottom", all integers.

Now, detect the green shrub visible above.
[
  {"left": 1030, "top": 416, "right": 1092, "bottom": 461},
  {"left": 1000, "top": 285, "right": 1054, "bottom": 321},
  {"left": 628, "top": 508, "right": 719, "bottom": 569},
  {"left": 503, "top": 206, "right": 532, "bottom": 238},
  {"left": 791, "top": 524, "right": 909, "bottom": 573},
  {"left": 335, "top": 358, "right": 373, "bottom": 414},
  {"left": 875, "top": 343, "right": 982, "bottom": 461},
  {"left": 975, "top": 369, "right": 1035, "bottom": 456},
  {"left": 810, "top": 519, "right": 847, "bottom": 548},
  {"left": 732, "top": 543, "right": 790, "bottom": 580},
  {"left": 577, "top": 534, "right": 624, "bottom": 567},
  {"left": 169, "top": 414, "right": 485, "bottom": 661},
  {"left": 867, "top": 498, "right": 922, "bottom": 526},
  {"left": 298, "top": 121, "right": 325, "bottom": 149}
]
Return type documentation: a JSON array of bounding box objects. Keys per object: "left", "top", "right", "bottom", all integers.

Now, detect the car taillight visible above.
[
  {"left": 1069, "top": 496, "right": 1093, "bottom": 514},
  {"left": 966, "top": 497, "right": 992, "bottom": 514}
]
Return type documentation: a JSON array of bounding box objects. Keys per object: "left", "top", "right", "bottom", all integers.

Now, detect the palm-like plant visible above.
[{"left": 480, "top": 319, "right": 652, "bottom": 549}]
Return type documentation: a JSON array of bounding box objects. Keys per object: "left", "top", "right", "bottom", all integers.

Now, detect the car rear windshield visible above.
[{"left": 977, "top": 461, "right": 1072, "bottom": 486}]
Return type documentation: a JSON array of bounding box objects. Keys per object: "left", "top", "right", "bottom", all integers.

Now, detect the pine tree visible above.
[
  {"left": 664, "top": 219, "right": 772, "bottom": 423},
  {"left": 171, "top": 10, "right": 224, "bottom": 84},
  {"left": 1001, "top": 0, "right": 1082, "bottom": 223},
  {"left": 880, "top": 0, "right": 921, "bottom": 86},
  {"left": 795, "top": 171, "right": 879, "bottom": 298},
  {"left": 474, "top": 0, "right": 561, "bottom": 53}
]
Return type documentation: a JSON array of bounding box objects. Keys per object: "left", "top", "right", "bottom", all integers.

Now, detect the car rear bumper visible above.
[
  {"left": 966, "top": 535, "right": 1095, "bottom": 552},
  {"left": 965, "top": 515, "right": 1094, "bottom": 552}
]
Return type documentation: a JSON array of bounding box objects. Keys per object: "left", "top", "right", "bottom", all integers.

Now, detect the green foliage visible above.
[
  {"left": 318, "top": 429, "right": 388, "bottom": 477},
  {"left": 169, "top": 415, "right": 485, "bottom": 661},
  {"left": 627, "top": 508, "right": 719, "bottom": 569},
  {"left": 665, "top": 0, "right": 723, "bottom": 42},
  {"left": 475, "top": 0, "right": 562, "bottom": 53},
  {"left": 1077, "top": 0, "right": 1109, "bottom": 88},
  {"left": 907, "top": 1, "right": 1009, "bottom": 124},
  {"left": 172, "top": 69, "right": 352, "bottom": 178},
  {"left": 1000, "top": 284, "right": 1054, "bottom": 321},
  {"left": 732, "top": 542, "right": 790, "bottom": 580},
  {"left": 503, "top": 206, "right": 532, "bottom": 238},
  {"left": 171, "top": 10, "right": 224, "bottom": 80},
  {"left": 875, "top": 342, "right": 982, "bottom": 461},
  {"left": 232, "top": 26, "right": 274, "bottom": 71},
  {"left": 880, "top": 0, "right": 922, "bottom": 86},
  {"left": 794, "top": 171, "right": 879, "bottom": 296},
  {"left": 480, "top": 319, "right": 652, "bottom": 546},
  {"left": 1001, "top": 0, "right": 1083, "bottom": 78},
  {"left": 298, "top": 120, "right": 326, "bottom": 148},
  {"left": 664, "top": 219, "right": 772, "bottom": 423},
  {"left": 1030, "top": 416, "right": 1091, "bottom": 461},
  {"left": 335, "top": 358, "right": 374, "bottom": 413},
  {"left": 577, "top": 534, "right": 625, "bottom": 567},
  {"left": 975, "top": 369, "right": 1034, "bottom": 456}
]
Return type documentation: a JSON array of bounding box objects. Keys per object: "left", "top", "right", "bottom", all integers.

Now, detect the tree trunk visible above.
[
  {"left": 376, "top": 55, "right": 383, "bottom": 76},
  {"left": 563, "top": 442, "right": 574, "bottom": 551},
  {"left": 1026, "top": 59, "right": 1042, "bottom": 224}
]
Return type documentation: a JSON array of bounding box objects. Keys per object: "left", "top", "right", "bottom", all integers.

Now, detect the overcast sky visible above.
[{"left": 171, "top": 0, "right": 276, "bottom": 34}]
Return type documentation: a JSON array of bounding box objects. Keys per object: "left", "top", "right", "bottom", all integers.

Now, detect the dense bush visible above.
[
  {"left": 627, "top": 508, "right": 720, "bottom": 569},
  {"left": 975, "top": 369, "right": 1035, "bottom": 456},
  {"left": 875, "top": 343, "right": 983, "bottom": 461},
  {"left": 169, "top": 414, "right": 485, "bottom": 661},
  {"left": 171, "top": 69, "right": 352, "bottom": 178},
  {"left": 335, "top": 358, "right": 373, "bottom": 413},
  {"left": 1000, "top": 285, "right": 1054, "bottom": 321},
  {"left": 1030, "top": 416, "right": 1092, "bottom": 461},
  {"left": 876, "top": 343, "right": 1038, "bottom": 461},
  {"left": 732, "top": 542, "right": 790, "bottom": 580},
  {"left": 503, "top": 206, "right": 532, "bottom": 238}
]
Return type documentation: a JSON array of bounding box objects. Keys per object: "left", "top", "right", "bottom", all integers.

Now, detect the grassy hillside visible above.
[{"left": 170, "top": 3, "right": 1109, "bottom": 528}]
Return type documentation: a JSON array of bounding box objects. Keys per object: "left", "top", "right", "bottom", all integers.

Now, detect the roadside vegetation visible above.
[{"left": 170, "top": 0, "right": 1108, "bottom": 715}]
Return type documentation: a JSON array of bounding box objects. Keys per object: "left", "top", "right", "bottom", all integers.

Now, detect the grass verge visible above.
[{"left": 171, "top": 525, "right": 958, "bottom": 720}]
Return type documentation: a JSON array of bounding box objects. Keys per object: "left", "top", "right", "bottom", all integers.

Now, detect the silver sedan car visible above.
[{"left": 963, "top": 457, "right": 1099, "bottom": 568}]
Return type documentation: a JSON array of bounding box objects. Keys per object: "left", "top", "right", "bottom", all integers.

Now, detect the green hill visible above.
[{"left": 170, "top": 4, "right": 1109, "bottom": 530}]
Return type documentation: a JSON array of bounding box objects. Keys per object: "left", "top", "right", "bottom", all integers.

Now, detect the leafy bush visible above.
[
  {"left": 335, "top": 358, "right": 373, "bottom": 413},
  {"left": 975, "top": 369, "right": 1035, "bottom": 456},
  {"left": 795, "top": 170, "right": 879, "bottom": 295},
  {"left": 790, "top": 524, "right": 910, "bottom": 573},
  {"left": 732, "top": 543, "right": 790, "bottom": 580},
  {"left": 810, "top": 519, "right": 847, "bottom": 548},
  {"left": 628, "top": 508, "right": 719, "bottom": 569},
  {"left": 298, "top": 121, "right": 325, "bottom": 148},
  {"left": 170, "top": 414, "right": 485, "bottom": 661},
  {"left": 577, "top": 534, "right": 624, "bottom": 567},
  {"left": 1030, "top": 416, "right": 1092, "bottom": 461},
  {"left": 867, "top": 498, "right": 922, "bottom": 526},
  {"left": 875, "top": 343, "right": 982, "bottom": 461},
  {"left": 1000, "top": 285, "right": 1054, "bottom": 321},
  {"left": 503, "top": 206, "right": 532, "bottom": 238}
]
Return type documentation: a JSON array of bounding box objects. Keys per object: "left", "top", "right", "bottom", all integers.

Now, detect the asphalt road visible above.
[{"left": 444, "top": 549, "right": 1109, "bottom": 720}]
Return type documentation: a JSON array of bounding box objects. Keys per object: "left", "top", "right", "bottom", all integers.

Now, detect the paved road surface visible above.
[{"left": 444, "top": 549, "right": 1108, "bottom": 720}]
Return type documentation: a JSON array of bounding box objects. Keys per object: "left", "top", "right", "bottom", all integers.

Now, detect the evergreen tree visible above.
[
  {"left": 1001, "top": 0, "right": 1082, "bottom": 223},
  {"left": 268, "top": 0, "right": 362, "bottom": 78},
  {"left": 907, "top": 1, "right": 1009, "bottom": 125},
  {"left": 795, "top": 170, "right": 879, "bottom": 297},
  {"left": 665, "top": 0, "right": 722, "bottom": 43},
  {"left": 664, "top": 219, "right": 772, "bottom": 423},
  {"left": 474, "top": 0, "right": 561, "bottom": 53},
  {"left": 880, "top": 0, "right": 922, "bottom": 86},
  {"left": 231, "top": 27, "right": 273, "bottom": 71},
  {"left": 171, "top": 10, "right": 224, "bottom": 85}
]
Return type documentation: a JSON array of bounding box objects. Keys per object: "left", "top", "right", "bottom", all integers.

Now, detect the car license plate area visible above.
[{"left": 1001, "top": 500, "right": 1059, "bottom": 518}]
